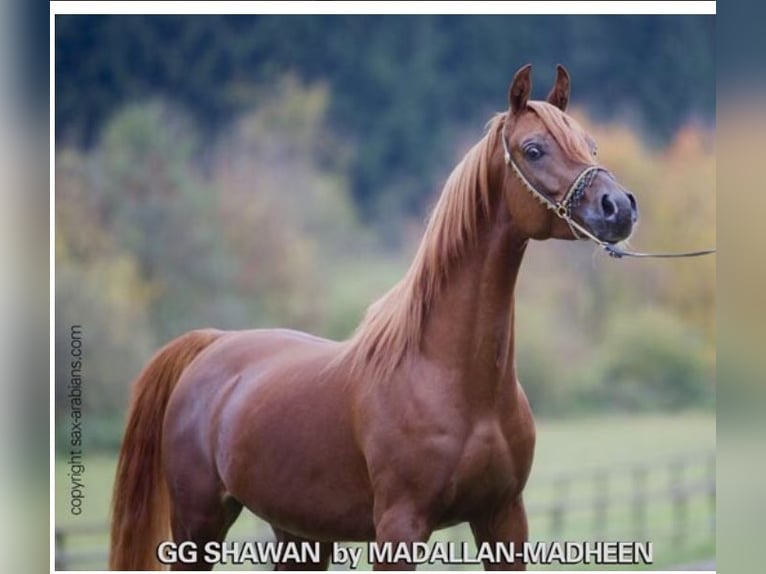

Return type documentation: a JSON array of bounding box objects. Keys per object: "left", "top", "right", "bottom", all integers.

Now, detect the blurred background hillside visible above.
[{"left": 55, "top": 15, "right": 715, "bottom": 447}]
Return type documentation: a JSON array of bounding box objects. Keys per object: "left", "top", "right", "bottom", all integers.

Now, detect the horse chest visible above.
[{"left": 445, "top": 419, "right": 533, "bottom": 519}]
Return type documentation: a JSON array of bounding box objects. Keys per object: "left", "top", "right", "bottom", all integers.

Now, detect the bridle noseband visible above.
[{"left": 501, "top": 125, "right": 716, "bottom": 260}]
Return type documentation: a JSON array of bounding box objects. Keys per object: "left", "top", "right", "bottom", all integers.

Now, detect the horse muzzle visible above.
[{"left": 581, "top": 187, "right": 638, "bottom": 244}]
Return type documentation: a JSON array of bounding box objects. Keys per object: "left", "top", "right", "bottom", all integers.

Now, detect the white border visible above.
[
  {"left": 49, "top": 2, "right": 715, "bottom": 573},
  {"left": 50, "top": 1, "right": 716, "bottom": 16}
]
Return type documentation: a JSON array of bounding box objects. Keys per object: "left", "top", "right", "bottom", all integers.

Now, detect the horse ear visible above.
[
  {"left": 508, "top": 64, "right": 532, "bottom": 115},
  {"left": 546, "top": 64, "right": 570, "bottom": 111}
]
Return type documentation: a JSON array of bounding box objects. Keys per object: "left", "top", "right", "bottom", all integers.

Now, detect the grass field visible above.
[{"left": 55, "top": 411, "right": 715, "bottom": 570}]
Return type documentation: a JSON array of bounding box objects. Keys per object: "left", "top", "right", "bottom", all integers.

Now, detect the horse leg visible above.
[
  {"left": 469, "top": 495, "right": 528, "bottom": 571},
  {"left": 373, "top": 502, "right": 432, "bottom": 570},
  {"left": 169, "top": 489, "right": 243, "bottom": 571},
  {"left": 270, "top": 527, "right": 332, "bottom": 570}
]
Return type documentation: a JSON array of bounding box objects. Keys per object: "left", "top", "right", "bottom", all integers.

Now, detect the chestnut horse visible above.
[{"left": 109, "top": 65, "right": 637, "bottom": 571}]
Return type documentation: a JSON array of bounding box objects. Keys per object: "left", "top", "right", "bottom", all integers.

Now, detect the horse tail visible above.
[{"left": 109, "top": 329, "right": 223, "bottom": 571}]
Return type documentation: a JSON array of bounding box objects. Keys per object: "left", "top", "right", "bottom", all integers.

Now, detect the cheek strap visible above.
[{"left": 502, "top": 129, "right": 608, "bottom": 243}]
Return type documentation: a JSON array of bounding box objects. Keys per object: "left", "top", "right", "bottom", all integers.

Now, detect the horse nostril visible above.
[
  {"left": 626, "top": 192, "right": 638, "bottom": 222},
  {"left": 601, "top": 193, "right": 617, "bottom": 220}
]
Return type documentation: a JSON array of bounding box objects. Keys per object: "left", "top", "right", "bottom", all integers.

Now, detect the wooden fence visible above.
[
  {"left": 525, "top": 450, "right": 715, "bottom": 545},
  {"left": 55, "top": 451, "right": 715, "bottom": 570}
]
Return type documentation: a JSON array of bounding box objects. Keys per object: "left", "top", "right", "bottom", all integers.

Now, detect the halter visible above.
[{"left": 501, "top": 128, "right": 716, "bottom": 259}]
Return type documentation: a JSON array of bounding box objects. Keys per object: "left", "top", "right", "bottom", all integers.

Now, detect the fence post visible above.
[
  {"left": 707, "top": 453, "right": 716, "bottom": 537},
  {"left": 632, "top": 465, "right": 648, "bottom": 542},
  {"left": 593, "top": 470, "right": 609, "bottom": 540},
  {"left": 55, "top": 529, "right": 65, "bottom": 571},
  {"left": 551, "top": 476, "right": 569, "bottom": 540},
  {"left": 670, "top": 458, "right": 688, "bottom": 547}
]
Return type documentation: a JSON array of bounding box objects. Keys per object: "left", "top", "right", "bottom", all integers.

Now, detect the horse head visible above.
[{"left": 500, "top": 64, "right": 638, "bottom": 244}]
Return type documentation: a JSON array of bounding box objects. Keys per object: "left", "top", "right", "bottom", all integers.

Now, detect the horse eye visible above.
[{"left": 524, "top": 144, "right": 543, "bottom": 161}]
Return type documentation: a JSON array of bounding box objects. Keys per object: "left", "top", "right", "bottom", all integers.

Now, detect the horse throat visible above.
[{"left": 419, "top": 201, "right": 528, "bottom": 404}]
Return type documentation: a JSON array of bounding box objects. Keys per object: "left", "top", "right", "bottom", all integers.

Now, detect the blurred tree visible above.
[
  {"left": 210, "top": 76, "right": 362, "bottom": 332},
  {"left": 55, "top": 15, "right": 715, "bottom": 221},
  {"left": 584, "top": 308, "right": 713, "bottom": 412},
  {"left": 92, "top": 102, "right": 235, "bottom": 342},
  {"left": 55, "top": 149, "right": 155, "bottom": 418}
]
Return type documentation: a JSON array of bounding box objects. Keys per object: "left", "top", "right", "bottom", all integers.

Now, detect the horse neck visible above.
[{"left": 418, "top": 180, "right": 528, "bottom": 408}]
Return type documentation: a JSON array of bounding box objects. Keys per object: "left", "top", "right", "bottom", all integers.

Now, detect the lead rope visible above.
[{"left": 501, "top": 132, "right": 716, "bottom": 260}]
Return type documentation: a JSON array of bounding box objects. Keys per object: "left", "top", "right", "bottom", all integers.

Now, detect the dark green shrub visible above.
[{"left": 585, "top": 308, "right": 713, "bottom": 411}]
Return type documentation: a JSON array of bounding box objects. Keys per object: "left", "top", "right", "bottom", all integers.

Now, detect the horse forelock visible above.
[
  {"left": 526, "top": 100, "right": 595, "bottom": 165},
  {"left": 337, "top": 115, "right": 505, "bottom": 383}
]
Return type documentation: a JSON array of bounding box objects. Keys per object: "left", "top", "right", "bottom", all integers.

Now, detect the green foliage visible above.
[
  {"left": 56, "top": 150, "right": 156, "bottom": 415},
  {"left": 515, "top": 305, "right": 573, "bottom": 416},
  {"left": 579, "top": 308, "right": 714, "bottom": 412},
  {"left": 55, "top": 15, "right": 715, "bottom": 220},
  {"left": 94, "top": 102, "right": 236, "bottom": 342},
  {"left": 208, "top": 76, "right": 364, "bottom": 333}
]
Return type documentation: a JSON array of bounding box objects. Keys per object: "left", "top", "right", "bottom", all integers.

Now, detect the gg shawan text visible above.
[{"left": 157, "top": 540, "right": 653, "bottom": 568}]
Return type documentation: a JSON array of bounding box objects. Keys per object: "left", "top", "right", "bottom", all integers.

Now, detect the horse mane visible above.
[{"left": 337, "top": 101, "right": 593, "bottom": 383}]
